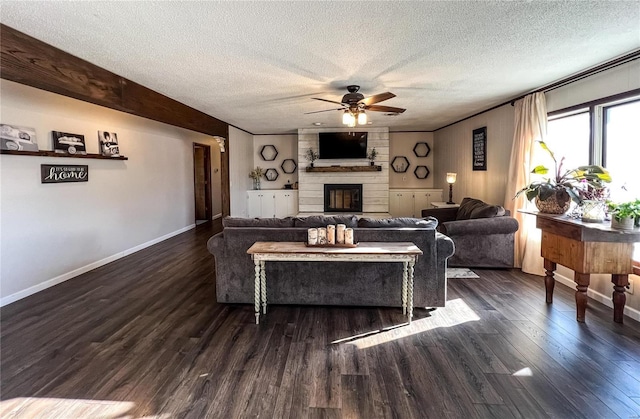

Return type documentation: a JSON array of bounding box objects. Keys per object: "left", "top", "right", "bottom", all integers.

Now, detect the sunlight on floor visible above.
[
  {"left": 512, "top": 367, "right": 533, "bottom": 377},
  {"left": 332, "top": 298, "right": 480, "bottom": 349},
  {"left": 0, "top": 397, "right": 170, "bottom": 419}
]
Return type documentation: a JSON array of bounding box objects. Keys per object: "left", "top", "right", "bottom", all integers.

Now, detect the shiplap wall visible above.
[{"left": 298, "top": 128, "right": 389, "bottom": 213}]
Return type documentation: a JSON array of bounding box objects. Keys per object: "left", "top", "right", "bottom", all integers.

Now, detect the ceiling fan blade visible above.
[
  {"left": 304, "top": 108, "right": 345, "bottom": 115},
  {"left": 312, "top": 97, "right": 346, "bottom": 106},
  {"left": 366, "top": 105, "right": 406, "bottom": 114},
  {"left": 360, "top": 92, "right": 396, "bottom": 106}
]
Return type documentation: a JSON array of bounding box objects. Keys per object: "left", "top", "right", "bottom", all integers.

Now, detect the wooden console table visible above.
[
  {"left": 246, "top": 242, "right": 422, "bottom": 325},
  {"left": 524, "top": 211, "right": 640, "bottom": 323}
]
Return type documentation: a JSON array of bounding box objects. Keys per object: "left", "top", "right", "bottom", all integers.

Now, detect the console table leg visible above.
[
  {"left": 544, "top": 259, "right": 556, "bottom": 304},
  {"left": 408, "top": 260, "right": 415, "bottom": 325},
  {"left": 612, "top": 274, "right": 629, "bottom": 324},
  {"left": 254, "top": 259, "right": 261, "bottom": 324},
  {"left": 402, "top": 261, "right": 408, "bottom": 315},
  {"left": 574, "top": 272, "right": 590, "bottom": 323},
  {"left": 260, "top": 261, "right": 267, "bottom": 314}
]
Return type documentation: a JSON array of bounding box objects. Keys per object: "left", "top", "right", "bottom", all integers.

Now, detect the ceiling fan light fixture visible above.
[
  {"left": 342, "top": 111, "right": 352, "bottom": 125},
  {"left": 357, "top": 111, "right": 367, "bottom": 125}
]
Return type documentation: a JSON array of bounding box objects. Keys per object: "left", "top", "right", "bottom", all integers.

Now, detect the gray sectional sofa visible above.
[
  {"left": 207, "top": 215, "right": 455, "bottom": 308},
  {"left": 422, "top": 197, "right": 519, "bottom": 268}
]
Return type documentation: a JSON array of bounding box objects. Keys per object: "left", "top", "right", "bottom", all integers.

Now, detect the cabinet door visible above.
[
  {"left": 274, "top": 191, "right": 299, "bottom": 217},
  {"left": 247, "top": 192, "right": 262, "bottom": 218},
  {"left": 261, "top": 193, "right": 276, "bottom": 218},
  {"left": 389, "top": 192, "right": 414, "bottom": 217},
  {"left": 413, "top": 193, "right": 431, "bottom": 218}
]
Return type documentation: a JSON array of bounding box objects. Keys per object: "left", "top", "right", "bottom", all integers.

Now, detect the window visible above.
[
  {"left": 603, "top": 99, "right": 640, "bottom": 202},
  {"left": 546, "top": 111, "right": 590, "bottom": 172},
  {"left": 548, "top": 93, "right": 640, "bottom": 263}
]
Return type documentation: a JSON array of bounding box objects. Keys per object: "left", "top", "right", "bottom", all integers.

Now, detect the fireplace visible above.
[{"left": 324, "top": 184, "right": 363, "bottom": 212}]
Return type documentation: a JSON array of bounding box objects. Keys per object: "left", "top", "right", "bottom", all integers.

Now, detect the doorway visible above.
[{"left": 193, "top": 143, "right": 212, "bottom": 224}]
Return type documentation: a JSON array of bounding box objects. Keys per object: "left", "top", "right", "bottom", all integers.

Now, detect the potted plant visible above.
[
  {"left": 515, "top": 141, "right": 611, "bottom": 214},
  {"left": 577, "top": 181, "right": 610, "bottom": 222},
  {"left": 607, "top": 201, "right": 637, "bottom": 230},
  {"left": 305, "top": 148, "right": 318, "bottom": 168},
  {"left": 249, "top": 166, "right": 264, "bottom": 190},
  {"left": 367, "top": 147, "right": 378, "bottom": 166}
]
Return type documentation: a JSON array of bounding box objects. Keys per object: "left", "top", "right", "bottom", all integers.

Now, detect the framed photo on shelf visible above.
[
  {"left": 53, "top": 131, "right": 86, "bottom": 155},
  {"left": 0, "top": 123, "right": 39, "bottom": 152},
  {"left": 98, "top": 131, "right": 120, "bottom": 157}
]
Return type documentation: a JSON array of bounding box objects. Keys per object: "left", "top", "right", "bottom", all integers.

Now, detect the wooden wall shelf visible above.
[
  {"left": 305, "top": 165, "right": 381, "bottom": 173},
  {"left": 0, "top": 150, "right": 128, "bottom": 160}
]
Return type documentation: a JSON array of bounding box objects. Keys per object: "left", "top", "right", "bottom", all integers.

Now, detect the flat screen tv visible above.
[{"left": 318, "top": 132, "right": 367, "bottom": 159}]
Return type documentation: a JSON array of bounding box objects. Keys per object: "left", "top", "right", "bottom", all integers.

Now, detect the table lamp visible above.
[{"left": 446, "top": 173, "right": 457, "bottom": 204}]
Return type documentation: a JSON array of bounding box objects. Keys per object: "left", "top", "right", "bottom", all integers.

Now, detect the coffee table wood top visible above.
[{"left": 247, "top": 241, "right": 422, "bottom": 256}]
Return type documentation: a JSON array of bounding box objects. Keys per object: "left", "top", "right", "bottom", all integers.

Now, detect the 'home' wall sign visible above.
[{"left": 41, "top": 164, "right": 88, "bottom": 183}]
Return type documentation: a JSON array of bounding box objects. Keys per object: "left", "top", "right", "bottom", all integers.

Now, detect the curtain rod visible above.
[{"left": 510, "top": 50, "right": 640, "bottom": 106}]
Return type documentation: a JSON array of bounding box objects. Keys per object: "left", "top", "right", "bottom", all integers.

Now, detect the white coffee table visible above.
[{"left": 246, "top": 241, "right": 422, "bottom": 325}]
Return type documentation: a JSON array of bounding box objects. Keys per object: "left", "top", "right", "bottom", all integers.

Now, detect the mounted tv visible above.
[{"left": 318, "top": 132, "right": 368, "bottom": 159}]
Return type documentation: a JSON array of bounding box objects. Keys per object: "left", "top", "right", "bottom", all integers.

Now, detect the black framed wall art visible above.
[{"left": 472, "top": 127, "right": 487, "bottom": 171}]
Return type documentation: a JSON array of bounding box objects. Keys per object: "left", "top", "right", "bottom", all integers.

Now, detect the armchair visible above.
[{"left": 422, "top": 197, "right": 519, "bottom": 268}]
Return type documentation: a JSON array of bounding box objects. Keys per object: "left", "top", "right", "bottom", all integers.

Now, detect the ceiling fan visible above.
[{"left": 305, "top": 85, "right": 406, "bottom": 126}]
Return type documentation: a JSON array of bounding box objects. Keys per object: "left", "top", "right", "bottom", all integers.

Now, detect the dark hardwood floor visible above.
[{"left": 2, "top": 221, "right": 640, "bottom": 418}]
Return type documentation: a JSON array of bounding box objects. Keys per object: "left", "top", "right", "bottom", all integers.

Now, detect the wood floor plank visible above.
[{"left": 2, "top": 221, "right": 640, "bottom": 419}]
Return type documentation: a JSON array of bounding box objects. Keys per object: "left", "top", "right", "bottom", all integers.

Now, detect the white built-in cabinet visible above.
[
  {"left": 247, "top": 190, "right": 298, "bottom": 218},
  {"left": 389, "top": 189, "right": 443, "bottom": 218}
]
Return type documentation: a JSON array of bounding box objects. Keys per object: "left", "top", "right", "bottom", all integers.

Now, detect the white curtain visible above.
[{"left": 504, "top": 92, "right": 547, "bottom": 275}]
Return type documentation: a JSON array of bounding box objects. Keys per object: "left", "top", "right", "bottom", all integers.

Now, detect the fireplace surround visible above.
[{"left": 324, "top": 184, "right": 363, "bottom": 213}]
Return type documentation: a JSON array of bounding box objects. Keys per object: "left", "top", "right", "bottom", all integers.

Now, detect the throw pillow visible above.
[
  {"left": 469, "top": 204, "right": 506, "bottom": 219},
  {"left": 357, "top": 216, "right": 438, "bottom": 229},
  {"left": 455, "top": 197, "right": 487, "bottom": 220},
  {"left": 293, "top": 215, "right": 358, "bottom": 228},
  {"left": 222, "top": 217, "right": 295, "bottom": 228}
]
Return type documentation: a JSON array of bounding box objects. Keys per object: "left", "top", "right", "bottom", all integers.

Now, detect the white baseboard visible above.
[
  {"left": 554, "top": 272, "right": 640, "bottom": 323},
  {"left": 0, "top": 224, "right": 196, "bottom": 307},
  {"left": 212, "top": 213, "right": 223, "bottom": 220}
]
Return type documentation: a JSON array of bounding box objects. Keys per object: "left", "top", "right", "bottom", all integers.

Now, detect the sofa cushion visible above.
[
  {"left": 456, "top": 197, "right": 506, "bottom": 220},
  {"left": 293, "top": 215, "right": 358, "bottom": 228},
  {"left": 357, "top": 216, "right": 438, "bottom": 229},
  {"left": 223, "top": 217, "right": 295, "bottom": 228}
]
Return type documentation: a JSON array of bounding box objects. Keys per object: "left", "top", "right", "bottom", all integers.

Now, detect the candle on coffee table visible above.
[
  {"left": 336, "top": 224, "right": 346, "bottom": 244},
  {"left": 327, "top": 225, "right": 336, "bottom": 244},
  {"left": 345, "top": 228, "right": 354, "bottom": 245},
  {"left": 307, "top": 228, "right": 318, "bottom": 245},
  {"left": 318, "top": 227, "right": 327, "bottom": 244}
]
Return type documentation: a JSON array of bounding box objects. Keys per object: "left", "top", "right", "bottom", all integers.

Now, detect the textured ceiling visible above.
[{"left": 1, "top": 1, "right": 639, "bottom": 134}]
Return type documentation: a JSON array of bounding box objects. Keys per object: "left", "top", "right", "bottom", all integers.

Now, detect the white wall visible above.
[
  {"left": 228, "top": 126, "right": 253, "bottom": 217},
  {"left": 0, "top": 80, "right": 223, "bottom": 305},
  {"left": 253, "top": 134, "right": 298, "bottom": 190},
  {"left": 389, "top": 132, "right": 435, "bottom": 189},
  {"left": 433, "top": 104, "right": 515, "bottom": 206}
]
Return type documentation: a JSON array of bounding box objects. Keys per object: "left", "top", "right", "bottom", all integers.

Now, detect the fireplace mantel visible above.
[{"left": 306, "top": 165, "right": 382, "bottom": 173}]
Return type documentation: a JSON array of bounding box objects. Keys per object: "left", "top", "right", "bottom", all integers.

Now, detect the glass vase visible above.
[
  {"left": 581, "top": 200, "right": 605, "bottom": 223},
  {"left": 253, "top": 178, "right": 261, "bottom": 190}
]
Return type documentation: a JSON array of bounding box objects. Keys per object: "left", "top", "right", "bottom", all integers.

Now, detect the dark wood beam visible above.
[{"left": 1, "top": 24, "right": 231, "bottom": 216}]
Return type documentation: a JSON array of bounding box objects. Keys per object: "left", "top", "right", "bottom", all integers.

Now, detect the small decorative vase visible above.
[
  {"left": 370, "top": 161, "right": 374, "bottom": 166},
  {"left": 253, "top": 178, "right": 261, "bottom": 190},
  {"left": 535, "top": 195, "right": 571, "bottom": 214},
  {"left": 310, "top": 162, "right": 314, "bottom": 168},
  {"left": 581, "top": 200, "right": 605, "bottom": 223},
  {"left": 611, "top": 216, "right": 635, "bottom": 230}
]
